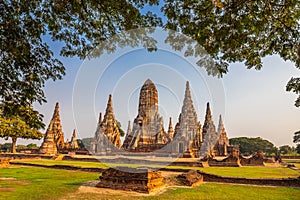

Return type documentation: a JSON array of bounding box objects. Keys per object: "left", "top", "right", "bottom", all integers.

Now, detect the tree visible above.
[
  {"left": 80, "top": 137, "right": 94, "bottom": 150},
  {"left": 0, "top": 103, "right": 44, "bottom": 153},
  {"left": 2, "top": 1, "right": 299, "bottom": 147},
  {"left": 2, "top": 1, "right": 299, "bottom": 105},
  {"left": 162, "top": 0, "right": 300, "bottom": 106},
  {"left": 0, "top": 0, "right": 161, "bottom": 107},
  {"left": 16, "top": 144, "right": 27, "bottom": 150},
  {"left": 293, "top": 131, "right": 300, "bottom": 154},
  {"left": 229, "top": 137, "right": 276, "bottom": 156},
  {"left": 26, "top": 143, "right": 38, "bottom": 149},
  {"left": 0, "top": 143, "right": 12, "bottom": 152},
  {"left": 296, "top": 144, "right": 300, "bottom": 154},
  {"left": 1, "top": 1, "right": 161, "bottom": 148},
  {"left": 293, "top": 131, "right": 300, "bottom": 143},
  {"left": 279, "top": 145, "right": 293, "bottom": 155},
  {"left": 116, "top": 121, "right": 125, "bottom": 137}
]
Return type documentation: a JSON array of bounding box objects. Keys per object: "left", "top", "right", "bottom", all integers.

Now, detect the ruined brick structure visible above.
[
  {"left": 70, "top": 129, "right": 79, "bottom": 149},
  {"left": 92, "top": 95, "right": 122, "bottom": 154},
  {"left": 214, "top": 115, "right": 230, "bottom": 156},
  {"left": 122, "top": 79, "right": 169, "bottom": 152},
  {"left": 200, "top": 102, "right": 219, "bottom": 157},
  {"left": 39, "top": 102, "right": 63, "bottom": 154},
  {"left": 96, "top": 167, "right": 164, "bottom": 193},
  {"left": 172, "top": 81, "right": 203, "bottom": 158},
  {"left": 40, "top": 103, "right": 82, "bottom": 154}
]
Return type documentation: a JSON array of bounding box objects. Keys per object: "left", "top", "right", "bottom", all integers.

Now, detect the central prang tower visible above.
[{"left": 122, "top": 79, "right": 169, "bottom": 151}]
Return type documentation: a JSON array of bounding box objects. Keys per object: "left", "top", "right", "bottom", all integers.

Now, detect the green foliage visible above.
[
  {"left": 76, "top": 139, "right": 84, "bottom": 149},
  {"left": 80, "top": 137, "right": 94, "bottom": 150},
  {"left": 296, "top": 144, "right": 300, "bottom": 154},
  {"left": 116, "top": 121, "right": 125, "bottom": 137},
  {"left": 2, "top": 0, "right": 300, "bottom": 109},
  {"left": 286, "top": 78, "right": 300, "bottom": 107},
  {"left": 1, "top": 1, "right": 65, "bottom": 105},
  {"left": 0, "top": 142, "right": 12, "bottom": 152},
  {"left": 26, "top": 143, "right": 38, "bottom": 149},
  {"left": 0, "top": 117, "right": 43, "bottom": 140},
  {"left": 16, "top": 144, "right": 26, "bottom": 150},
  {"left": 162, "top": 0, "right": 300, "bottom": 106},
  {"left": 279, "top": 145, "right": 293, "bottom": 155},
  {"left": 0, "top": 103, "right": 44, "bottom": 152},
  {"left": 293, "top": 130, "right": 300, "bottom": 143},
  {"left": 229, "top": 137, "right": 277, "bottom": 156},
  {"left": 0, "top": 0, "right": 161, "bottom": 107}
]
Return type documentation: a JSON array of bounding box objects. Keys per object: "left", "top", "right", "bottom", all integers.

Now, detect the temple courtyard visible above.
[{"left": 0, "top": 156, "right": 300, "bottom": 200}]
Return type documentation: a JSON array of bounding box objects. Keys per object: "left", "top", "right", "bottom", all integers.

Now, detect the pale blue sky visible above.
[
  {"left": 19, "top": 30, "right": 300, "bottom": 147},
  {"left": 1, "top": 3, "right": 299, "bottom": 147}
]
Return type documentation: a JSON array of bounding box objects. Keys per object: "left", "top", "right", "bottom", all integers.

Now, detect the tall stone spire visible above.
[
  {"left": 138, "top": 78, "right": 158, "bottom": 120},
  {"left": 104, "top": 94, "right": 114, "bottom": 120},
  {"left": 168, "top": 117, "right": 174, "bottom": 140},
  {"left": 201, "top": 102, "right": 218, "bottom": 156},
  {"left": 204, "top": 102, "right": 212, "bottom": 124},
  {"left": 173, "top": 81, "right": 202, "bottom": 157},
  {"left": 126, "top": 121, "right": 131, "bottom": 136},
  {"left": 93, "top": 95, "right": 122, "bottom": 153},
  {"left": 214, "top": 115, "right": 229, "bottom": 156},
  {"left": 39, "top": 102, "right": 65, "bottom": 154},
  {"left": 122, "top": 121, "right": 132, "bottom": 149},
  {"left": 217, "top": 115, "right": 224, "bottom": 134},
  {"left": 70, "top": 129, "right": 79, "bottom": 149},
  {"left": 98, "top": 112, "right": 102, "bottom": 124},
  {"left": 53, "top": 102, "right": 60, "bottom": 119},
  {"left": 123, "top": 79, "right": 168, "bottom": 151}
]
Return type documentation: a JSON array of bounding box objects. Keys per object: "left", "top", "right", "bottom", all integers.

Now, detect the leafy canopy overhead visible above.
[
  {"left": 0, "top": 0, "right": 161, "bottom": 106},
  {"left": 163, "top": 0, "right": 300, "bottom": 106},
  {"left": 0, "top": 0, "right": 299, "bottom": 108},
  {"left": 293, "top": 131, "right": 300, "bottom": 143}
]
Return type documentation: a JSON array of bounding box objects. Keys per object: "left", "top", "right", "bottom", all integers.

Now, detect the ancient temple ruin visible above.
[
  {"left": 40, "top": 103, "right": 80, "bottom": 154},
  {"left": 122, "top": 79, "right": 169, "bottom": 152},
  {"left": 200, "top": 102, "right": 219, "bottom": 157},
  {"left": 214, "top": 115, "right": 230, "bottom": 156},
  {"left": 96, "top": 167, "right": 164, "bottom": 193},
  {"left": 39, "top": 102, "right": 64, "bottom": 154},
  {"left": 88, "top": 79, "right": 236, "bottom": 158},
  {"left": 172, "top": 81, "right": 203, "bottom": 158},
  {"left": 92, "top": 95, "right": 122, "bottom": 154},
  {"left": 70, "top": 129, "right": 79, "bottom": 149},
  {"left": 167, "top": 117, "right": 174, "bottom": 141}
]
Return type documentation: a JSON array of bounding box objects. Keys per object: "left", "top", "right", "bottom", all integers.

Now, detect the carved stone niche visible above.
[{"left": 96, "top": 167, "right": 164, "bottom": 193}]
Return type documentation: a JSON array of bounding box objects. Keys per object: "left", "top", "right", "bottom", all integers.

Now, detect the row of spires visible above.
[
  {"left": 40, "top": 79, "right": 229, "bottom": 156},
  {"left": 93, "top": 79, "right": 228, "bottom": 155}
]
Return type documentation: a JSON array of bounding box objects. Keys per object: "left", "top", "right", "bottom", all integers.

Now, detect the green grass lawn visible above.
[
  {"left": 11, "top": 159, "right": 110, "bottom": 168},
  {"left": 70, "top": 183, "right": 300, "bottom": 200},
  {"left": 200, "top": 166, "right": 299, "bottom": 178},
  {"left": 11, "top": 159, "right": 300, "bottom": 179},
  {"left": 294, "top": 164, "right": 300, "bottom": 168},
  {"left": 0, "top": 166, "right": 299, "bottom": 200},
  {"left": 0, "top": 167, "right": 99, "bottom": 200},
  {"left": 283, "top": 159, "right": 300, "bottom": 164}
]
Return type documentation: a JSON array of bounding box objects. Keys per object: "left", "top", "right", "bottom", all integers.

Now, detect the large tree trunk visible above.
[{"left": 11, "top": 137, "right": 17, "bottom": 153}]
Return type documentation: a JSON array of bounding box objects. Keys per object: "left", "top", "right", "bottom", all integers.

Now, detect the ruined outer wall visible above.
[{"left": 199, "top": 171, "right": 300, "bottom": 187}]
